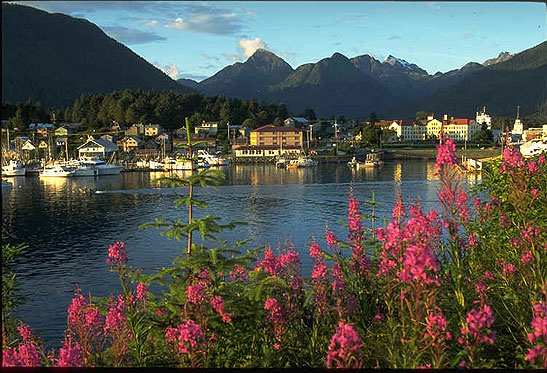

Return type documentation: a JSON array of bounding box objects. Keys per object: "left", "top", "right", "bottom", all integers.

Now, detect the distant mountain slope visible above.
[
  {"left": 268, "top": 53, "right": 394, "bottom": 117},
  {"left": 387, "top": 41, "right": 547, "bottom": 117},
  {"left": 483, "top": 51, "right": 514, "bottom": 66},
  {"left": 198, "top": 49, "right": 293, "bottom": 99},
  {"left": 177, "top": 78, "right": 200, "bottom": 89},
  {"left": 1, "top": 4, "right": 192, "bottom": 108}
]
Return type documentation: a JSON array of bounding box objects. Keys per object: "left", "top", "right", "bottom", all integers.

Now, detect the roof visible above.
[
  {"left": 286, "top": 117, "right": 309, "bottom": 123},
  {"left": 393, "top": 120, "right": 417, "bottom": 127},
  {"left": 252, "top": 125, "right": 302, "bottom": 133},
  {"left": 77, "top": 138, "right": 119, "bottom": 152},
  {"left": 145, "top": 124, "right": 161, "bottom": 128},
  {"left": 448, "top": 119, "right": 471, "bottom": 126},
  {"left": 234, "top": 145, "right": 301, "bottom": 150},
  {"left": 126, "top": 135, "right": 142, "bottom": 143}
]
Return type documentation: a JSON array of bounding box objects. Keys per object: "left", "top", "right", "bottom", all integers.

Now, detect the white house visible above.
[
  {"left": 77, "top": 138, "right": 119, "bottom": 160},
  {"left": 284, "top": 117, "right": 310, "bottom": 127}
]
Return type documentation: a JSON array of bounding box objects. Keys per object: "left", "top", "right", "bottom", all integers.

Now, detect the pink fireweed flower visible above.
[
  {"left": 106, "top": 241, "right": 127, "bottom": 270},
  {"left": 17, "top": 323, "right": 35, "bottom": 343},
  {"left": 67, "top": 292, "right": 87, "bottom": 327},
  {"left": 104, "top": 300, "right": 127, "bottom": 335},
  {"left": 531, "top": 189, "right": 540, "bottom": 199},
  {"left": 525, "top": 344, "right": 547, "bottom": 365},
  {"left": 538, "top": 155, "right": 546, "bottom": 165},
  {"left": 500, "top": 215, "right": 511, "bottom": 227},
  {"left": 136, "top": 283, "right": 149, "bottom": 303},
  {"left": 424, "top": 312, "right": 452, "bottom": 346},
  {"left": 229, "top": 264, "right": 249, "bottom": 281},
  {"left": 309, "top": 242, "right": 322, "bottom": 259},
  {"left": 186, "top": 283, "right": 206, "bottom": 304},
  {"left": 165, "top": 320, "right": 206, "bottom": 356},
  {"left": 522, "top": 251, "right": 534, "bottom": 264},
  {"left": 392, "top": 194, "right": 407, "bottom": 220},
  {"left": 467, "top": 234, "right": 478, "bottom": 249},
  {"left": 347, "top": 194, "right": 363, "bottom": 243},
  {"left": 373, "top": 313, "right": 384, "bottom": 323},
  {"left": 273, "top": 343, "right": 281, "bottom": 350},
  {"left": 460, "top": 304, "right": 496, "bottom": 345},
  {"left": 84, "top": 306, "right": 103, "bottom": 331},
  {"left": 2, "top": 344, "right": 42, "bottom": 367},
  {"left": 527, "top": 161, "right": 539, "bottom": 174},
  {"left": 264, "top": 298, "right": 285, "bottom": 338},
  {"left": 56, "top": 337, "right": 83, "bottom": 367},
  {"left": 210, "top": 296, "right": 232, "bottom": 323},
  {"left": 312, "top": 261, "right": 328, "bottom": 280},
  {"left": 500, "top": 147, "right": 524, "bottom": 173},
  {"left": 435, "top": 137, "right": 457, "bottom": 168},
  {"left": 483, "top": 270, "right": 494, "bottom": 280},
  {"left": 502, "top": 263, "right": 516, "bottom": 275},
  {"left": 528, "top": 301, "right": 547, "bottom": 343},
  {"left": 325, "top": 231, "right": 337, "bottom": 247},
  {"left": 255, "top": 248, "right": 282, "bottom": 276},
  {"left": 326, "top": 322, "right": 363, "bottom": 368}
]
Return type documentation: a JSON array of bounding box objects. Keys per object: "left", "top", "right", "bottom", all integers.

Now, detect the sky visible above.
[{"left": 14, "top": 1, "right": 547, "bottom": 81}]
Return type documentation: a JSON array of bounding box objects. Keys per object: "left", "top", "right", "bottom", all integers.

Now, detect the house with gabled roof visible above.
[{"left": 78, "top": 137, "right": 119, "bottom": 160}]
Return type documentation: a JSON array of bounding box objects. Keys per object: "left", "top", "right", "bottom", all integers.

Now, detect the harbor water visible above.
[{"left": 2, "top": 160, "right": 481, "bottom": 348}]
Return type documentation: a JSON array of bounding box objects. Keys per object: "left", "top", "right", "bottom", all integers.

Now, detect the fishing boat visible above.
[
  {"left": 2, "top": 160, "right": 26, "bottom": 176},
  {"left": 39, "top": 164, "right": 75, "bottom": 177},
  {"left": 197, "top": 150, "right": 229, "bottom": 166},
  {"left": 363, "top": 151, "right": 384, "bottom": 167},
  {"left": 286, "top": 160, "right": 299, "bottom": 169},
  {"left": 347, "top": 157, "right": 361, "bottom": 168},
  {"left": 295, "top": 155, "right": 318, "bottom": 168}
]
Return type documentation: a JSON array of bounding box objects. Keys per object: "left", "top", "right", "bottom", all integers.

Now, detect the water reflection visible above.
[{"left": 2, "top": 160, "right": 481, "bottom": 349}]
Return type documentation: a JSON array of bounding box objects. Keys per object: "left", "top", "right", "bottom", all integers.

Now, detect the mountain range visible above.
[
  {"left": 3, "top": 3, "right": 546, "bottom": 119},
  {"left": 181, "top": 41, "right": 547, "bottom": 118},
  {"left": 1, "top": 3, "right": 192, "bottom": 108}
]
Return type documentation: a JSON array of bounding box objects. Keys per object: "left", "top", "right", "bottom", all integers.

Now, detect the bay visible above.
[{"left": 1, "top": 160, "right": 480, "bottom": 348}]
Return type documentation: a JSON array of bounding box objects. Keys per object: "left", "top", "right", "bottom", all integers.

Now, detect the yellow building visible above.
[
  {"left": 250, "top": 125, "right": 303, "bottom": 147},
  {"left": 117, "top": 136, "right": 142, "bottom": 153},
  {"left": 144, "top": 124, "right": 162, "bottom": 137}
]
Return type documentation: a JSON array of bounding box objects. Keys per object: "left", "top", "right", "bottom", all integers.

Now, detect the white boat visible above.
[
  {"left": 163, "top": 157, "right": 194, "bottom": 171},
  {"left": 295, "top": 156, "right": 318, "bottom": 168},
  {"left": 347, "top": 157, "right": 361, "bottom": 168},
  {"left": 520, "top": 139, "right": 547, "bottom": 158},
  {"left": 149, "top": 160, "right": 165, "bottom": 170},
  {"left": 2, "top": 160, "right": 26, "bottom": 176},
  {"left": 2, "top": 179, "right": 13, "bottom": 190},
  {"left": 80, "top": 158, "right": 123, "bottom": 175},
  {"left": 59, "top": 160, "right": 99, "bottom": 177},
  {"left": 197, "top": 150, "right": 230, "bottom": 166},
  {"left": 363, "top": 152, "right": 384, "bottom": 167},
  {"left": 39, "top": 164, "right": 75, "bottom": 177}
]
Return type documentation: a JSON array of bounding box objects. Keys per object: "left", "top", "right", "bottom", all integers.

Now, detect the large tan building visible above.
[{"left": 250, "top": 125, "right": 303, "bottom": 147}]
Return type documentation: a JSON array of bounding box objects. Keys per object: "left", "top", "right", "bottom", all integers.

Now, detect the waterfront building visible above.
[
  {"left": 523, "top": 128, "right": 544, "bottom": 142},
  {"left": 441, "top": 117, "right": 480, "bottom": 141},
  {"left": 78, "top": 138, "right": 119, "bottom": 160},
  {"left": 475, "top": 106, "right": 492, "bottom": 130},
  {"left": 233, "top": 145, "right": 301, "bottom": 157},
  {"left": 117, "top": 136, "right": 142, "bottom": 153},
  {"left": 389, "top": 120, "right": 427, "bottom": 141},
  {"left": 250, "top": 125, "right": 303, "bottom": 147},
  {"left": 194, "top": 121, "right": 219, "bottom": 137}
]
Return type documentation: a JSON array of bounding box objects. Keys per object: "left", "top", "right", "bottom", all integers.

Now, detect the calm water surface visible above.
[{"left": 2, "top": 160, "right": 481, "bottom": 348}]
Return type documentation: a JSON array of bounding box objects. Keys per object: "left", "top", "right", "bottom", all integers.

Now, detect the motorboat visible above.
[
  {"left": 149, "top": 160, "right": 165, "bottom": 170},
  {"left": 2, "top": 160, "right": 26, "bottom": 176},
  {"left": 163, "top": 157, "right": 194, "bottom": 171},
  {"left": 197, "top": 150, "right": 229, "bottom": 166},
  {"left": 347, "top": 157, "right": 361, "bottom": 168},
  {"left": 363, "top": 152, "right": 384, "bottom": 167},
  {"left": 80, "top": 158, "right": 123, "bottom": 175},
  {"left": 295, "top": 156, "right": 318, "bottom": 168},
  {"left": 39, "top": 164, "right": 75, "bottom": 177}
]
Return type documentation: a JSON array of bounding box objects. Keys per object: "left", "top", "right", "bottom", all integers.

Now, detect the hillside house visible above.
[
  {"left": 117, "top": 136, "right": 142, "bottom": 153},
  {"left": 78, "top": 138, "right": 119, "bottom": 160},
  {"left": 54, "top": 126, "right": 73, "bottom": 137},
  {"left": 250, "top": 125, "right": 303, "bottom": 147},
  {"left": 110, "top": 122, "right": 127, "bottom": 132},
  {"left": 144, "top": 124, "right": 163, "bottom": 137},
  {"left": 284, "top": 117, "right": 309, "bottom": 127},
  {"left": 101, "top": 134, "right": 115, "bottom": 143},
  {"left": 125, "top": 123, "right": 145, "bottom": 137}
]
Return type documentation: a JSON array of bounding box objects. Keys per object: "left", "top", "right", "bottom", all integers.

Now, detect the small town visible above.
[{"left": 2, "top": 1, "right": 547, "bottom": 370}]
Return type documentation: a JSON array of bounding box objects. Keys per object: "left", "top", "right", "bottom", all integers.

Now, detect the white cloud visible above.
[
  {"left": 143, "top": 20, "right": 159, "bottom": 28},
  {"left": 154, "top": 62, "right": 180, "bottom": 79},
  {"left": 164, "top": 11, "right": 242, "bottom": 35},
  {"left": 238, "top": 37, "right": 267, "bottom": 58}
]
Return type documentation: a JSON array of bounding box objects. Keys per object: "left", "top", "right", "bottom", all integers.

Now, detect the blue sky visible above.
[{"left": 15, "top": 1, "right": 547, "bottom": 81}]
